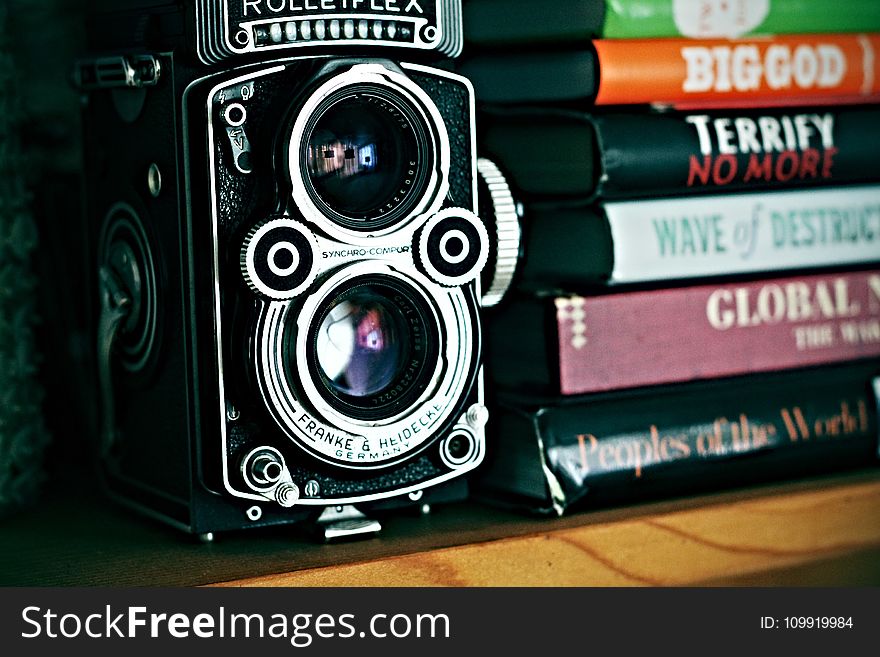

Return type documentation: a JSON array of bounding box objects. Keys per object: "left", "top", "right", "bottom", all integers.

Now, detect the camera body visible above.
[{"left": 78, "top": 0, "right": 487, "bottom": 535}]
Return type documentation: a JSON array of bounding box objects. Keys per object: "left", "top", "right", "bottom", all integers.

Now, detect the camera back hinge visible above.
[{"left": 73, "top": 55, "right": 162, "bottom": 91}]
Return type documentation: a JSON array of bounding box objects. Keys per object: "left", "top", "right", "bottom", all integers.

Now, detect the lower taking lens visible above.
[{"left": 314, "top": 288, "right": 410, "bottom": 399}]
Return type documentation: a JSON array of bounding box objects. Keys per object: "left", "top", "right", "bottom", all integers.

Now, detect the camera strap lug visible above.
[
  {"left": 73, "top": 55, "right": 162, "bottom": 91},
  {"left": 314, "top": 506, "right": 382, "bottom": 542}
]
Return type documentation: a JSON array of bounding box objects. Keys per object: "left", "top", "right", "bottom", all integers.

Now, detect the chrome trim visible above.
[
  {"left": 205, "top": 65, "right": 288, "bottom": 505},
  {"left": 439, "top": 427, "right": 480, "bottom": 470},
  {"left": 317, "top": 505, "right": 383, "bottom": 541}
]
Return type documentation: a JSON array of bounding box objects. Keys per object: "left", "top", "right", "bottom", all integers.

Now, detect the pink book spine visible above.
[{"left": 556, "top": 271, "right": 880, "bottom": 395}]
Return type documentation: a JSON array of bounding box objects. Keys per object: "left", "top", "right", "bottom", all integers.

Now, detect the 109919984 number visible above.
[
  {"left": 784, "top": 617, "right": 853, "bottom": 629},
  {"left": 760, "top": 616, "right": 855, "bottom": 630}
]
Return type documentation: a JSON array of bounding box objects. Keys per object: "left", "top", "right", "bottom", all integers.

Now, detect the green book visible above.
[
  {"left": 605, "top": 0, "right": 880, "bottom": 39},
  {"left": 463, "top": 0, "right": 880, "bottom": 45}
]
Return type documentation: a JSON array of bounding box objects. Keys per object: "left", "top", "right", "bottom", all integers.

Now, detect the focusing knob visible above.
[
  {"left": 414, "top": 208, "right": 490, "bottom": 288},
  {"left": 476, "top": 158, "right": 522, "bottom": 307},
  {"left": 241, "top": 218, "right": 318, "bottom": 300},
  {"left": 98, "top": 204, "right": 159, "bottom": 374}
]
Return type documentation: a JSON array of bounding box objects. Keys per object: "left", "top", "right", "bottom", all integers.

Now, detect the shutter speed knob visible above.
[{"left": 241, "top": 218, "right": 318, "bottom": 300}]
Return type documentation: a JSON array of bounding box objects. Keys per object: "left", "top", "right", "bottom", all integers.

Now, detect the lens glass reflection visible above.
[
  {"left": 305, "top": 93, "right": 421, "bottom": 225},
  {"left": 315, "top": 288, "right": 410, "bottom": 398}
]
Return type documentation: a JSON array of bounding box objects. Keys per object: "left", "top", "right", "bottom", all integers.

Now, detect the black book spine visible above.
[
  {"left": 458, "top": 50, "right": 599, "bottom": 105},
  {"left": 594, "top": 107, "right": 880, "bottom": 199},
  {"left": 480, "top": 109, "right": 599, "bottom": 200},
  {"left": 479, "top": 364, "right": 880, "bottom": 514},
  {"left": 485, "top": 296, "right": 558, "bottom": 395},
  {"left": 515, "top": 204, "right": 614, "bottom": 292},
  {"left": 480, "top": 107, "right": 880, "bottom": 201},
  {"left": 463, "top": 0, "right": 605, "bottom": 48}
]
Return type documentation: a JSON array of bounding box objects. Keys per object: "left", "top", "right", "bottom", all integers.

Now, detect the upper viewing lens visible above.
[{"left": 303, "top": 91, "right": 428, "bottom": 230}]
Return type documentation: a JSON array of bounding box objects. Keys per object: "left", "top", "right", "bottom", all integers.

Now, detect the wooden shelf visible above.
[
  {"left": 216, "top": 471, "right": 880, "bottom": 586},
  {"left": 2, "top": 470, "right": 878, "bottom": 587}
]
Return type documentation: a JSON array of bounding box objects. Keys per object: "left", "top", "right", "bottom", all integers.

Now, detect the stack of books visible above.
[{"left": 462, "top": 0, "right": 880, "bottom": 514}]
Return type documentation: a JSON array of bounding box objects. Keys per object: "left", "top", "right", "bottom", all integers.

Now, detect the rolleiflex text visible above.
[{"left": 241, "top": 0, "right": 428, "bottom": 16}]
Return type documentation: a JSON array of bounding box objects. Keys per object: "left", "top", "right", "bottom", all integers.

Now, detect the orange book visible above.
[{"left": 595, "top": 34, "right": 880, "bottom": 108}]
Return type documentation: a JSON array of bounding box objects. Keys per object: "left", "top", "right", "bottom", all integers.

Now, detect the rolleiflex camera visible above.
[{"left": 75, "top": 0, "right": 493, "bottom": 539}]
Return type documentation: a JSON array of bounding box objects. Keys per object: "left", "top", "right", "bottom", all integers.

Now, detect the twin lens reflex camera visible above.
[{"left": 74, "top": 0, "right": 505, "bottom": 539}]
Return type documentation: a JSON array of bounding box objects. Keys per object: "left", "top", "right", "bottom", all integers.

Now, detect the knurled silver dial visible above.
[{"left": 477, "top": 158, "right": 521, "bottom": 307}]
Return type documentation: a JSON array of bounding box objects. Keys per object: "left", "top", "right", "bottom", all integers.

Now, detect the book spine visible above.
[
  {"left": 463, "top": 0, "right": 605, "bottom": 46},
  {"left": 604, "top": 0, "right": 880, "bottom": 39},
  {"left": 460, "top": 50, "right": 599, "bottom": 105},
  {"left": 513, "top": 186, "right": 880, "bottom": 291},
  {"left": 518, "top": 205, "right": 614, "bottom": 289},
  {"left": 481, "top": 110, "right": 600, "bottom": 200},
  {"left": 606, "top": 185, "right": 880, "bottom": 283},
  {"left": 485, "top": 365, "right": 880, "bottom": 512},
  {"left": 556, "top": 270, "right": 880, "bottom": 395},
  {"left": 480, "top": 107, "right": 880, "bottom": 200},
  {"left": 593, "top": 108, "right": 880, "bottom": 199},
  {"left": 463, "top": 1, "right": 880, "bottom": 45},
  {"left": 594, "top": 34, "right": 880, "bottom": 108}
]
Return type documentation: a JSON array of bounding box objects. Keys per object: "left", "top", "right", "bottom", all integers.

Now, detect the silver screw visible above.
[
  {"left": 275, "top": 482, "right": 300, "bottom": 508},
  {"left": 466, "top": 404, "right": 490, "bottom": 429},
  {"left": 304, "top": 480, "right": 320, "bottom": 497},
  {"left": 421, "top": 504, "right": 431, "bottom": 516},
  {"left": 148, "top": 163, "right": 162, "bottom": 198}
]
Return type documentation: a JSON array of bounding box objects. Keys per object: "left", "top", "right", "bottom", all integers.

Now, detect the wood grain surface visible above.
[
  {"left": 3, "top": 471, "right": 878, "bottom": 586},
  {"left": 214, "top": 476, "right": 880, "bottom": 587}
]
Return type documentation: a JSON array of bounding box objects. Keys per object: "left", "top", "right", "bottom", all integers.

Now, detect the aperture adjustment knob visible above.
[{"left": 414, "top": 208, "right": 490, "bottom": 288}]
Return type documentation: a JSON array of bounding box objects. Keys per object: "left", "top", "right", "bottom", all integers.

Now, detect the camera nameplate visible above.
[{"left": 197, "top": 0, "right": 463, "bottom": 64}]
